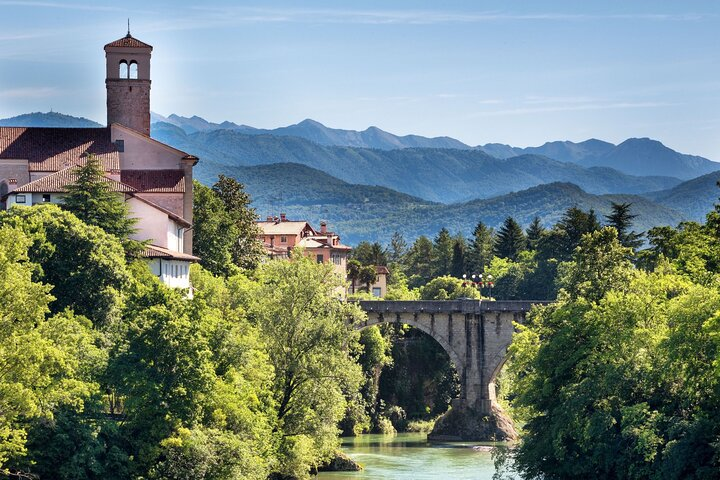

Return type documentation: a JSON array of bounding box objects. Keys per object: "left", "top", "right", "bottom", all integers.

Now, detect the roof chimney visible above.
[
  {"left": 280, "top": 213, "right": 287, "bottom": 222},
  {"left": 320, "top": 221, "right": 327, "bottom": 234},
  {"left": 266, "top": 216, "right": 273, "bottom": 221}
]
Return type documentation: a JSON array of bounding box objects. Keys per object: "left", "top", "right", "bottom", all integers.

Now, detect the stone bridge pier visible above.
[{"left": 357, "top": 299, "right": 549, "bottom": 441}]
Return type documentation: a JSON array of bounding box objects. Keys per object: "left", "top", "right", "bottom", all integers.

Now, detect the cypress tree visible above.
[{"left": 450, "top": 239, "right": 466, "bottom": 278}]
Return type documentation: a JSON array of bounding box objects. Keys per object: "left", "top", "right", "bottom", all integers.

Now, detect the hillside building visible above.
[
  {"left": 0, "top": 31, "right": 199, "bottom": 289},
  {"left": 257, "top": 215, "right": 351, "bottom": 279}
]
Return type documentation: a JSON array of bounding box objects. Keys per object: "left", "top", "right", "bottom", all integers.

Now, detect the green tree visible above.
[
  {"left": 347, "top": 259, "right": 362, "bottom": 294},
  {"left": 359, "top": 265, "right": 378, "bottom": 292},
  {"left": 62, "top": 154, "right": 141, "bottom": 254},
  {"left": 0, "top": 204, "right": 130, "bottom": 326},
  {"left": 351, "top": 241, "right": 387, "bottom": 266},
  {"left": 525, "top": 216, "right": 545, "bottom": 251},
  {"left": 247, "top": 256, "right": 364, "bottom": 478},
  {"left": 387, "top": 231, "right": 408, "bottom": 264},
  {"left": 605, "top": 202, "right": 644, "bottom": 252},
  {"left": 0, "top": 225, "right": 103, "bottom": 474},
  {"left": 466, "top": 221, "right": 494, "bottom": 274},
  {"left": 432, "top": 228, "right": 454, "bottom": 277},
  {"left": 450, "top": 238, "right": 466, "bottom": 278},
  {"left": 212, "top": 175, "right": 265, "bottom": 270},
  {"left": 404, "top": 236, "right": 434, "bottom": 288},
  {"left": 494, "top": 217, "right": 527, "bottom": 261},
  {"left": 192, "top": 181, "right": 240, "bottom": 277},
  {"left": 419, "top": 276, "right": 481, "bottom": 300}
]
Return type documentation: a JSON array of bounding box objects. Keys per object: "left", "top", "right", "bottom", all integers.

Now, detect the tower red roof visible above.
[{"left": 104, "top": 33, "right": 152, "bottom": 50}]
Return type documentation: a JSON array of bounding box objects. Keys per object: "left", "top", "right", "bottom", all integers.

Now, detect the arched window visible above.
[
  {"left": 129, "top": 61, "right": 138, "bottom": 79},
  {"left": 119, "top": 60, "right": 128, "bottom": 78}
]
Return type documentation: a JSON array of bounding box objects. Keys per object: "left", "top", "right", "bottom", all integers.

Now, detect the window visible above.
[
  {"left": 129, "top": 61, "right": 138, "bottom": 79},
  {"left": 119, "top": 60, "right": 128, "bottom": 78},
  {"left": 115, "top": 139, "right": 124, "bottom": 152},
  {"left": 372, "top": 287, "right": 382, "bottom": 297},
  {"left": 331, "top": 254, "right": 342, "bottom": 265},
  {"left": 15, "top": 194, "right": 26, "bottom": 204},
  {"left": 280, "top": 236, "right": 287, "bottom": 243},
  {"left": 316, "top": 254, "right": 324, "bottom": 263},
  {"left": 42, "top": 194, "right": 51, "bottom": 203}
]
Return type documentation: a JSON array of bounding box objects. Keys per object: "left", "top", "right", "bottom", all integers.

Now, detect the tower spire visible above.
[{"left": 127, "top": 18, "right": 130, "bottom": 37}]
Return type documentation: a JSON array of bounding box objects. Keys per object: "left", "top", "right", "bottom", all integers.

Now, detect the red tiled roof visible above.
[
  {"left": 121, "top": 169, "right": 185, "bottom": 193},
  {"left": 142, "top": 244, "right": 199, "bottom": 261},
  {"left": 12, "top": 167, "right": 136, "bottom": 194},
  {"left": 0, "top": 127, "right": 119, "bottom": 172},
  {"left": 105, "top": 34, "right": 153, "bottom": 49}
]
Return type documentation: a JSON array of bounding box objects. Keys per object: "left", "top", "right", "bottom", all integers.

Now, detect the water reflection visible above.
[{"left": 316, "top": 433, "right": 516, "bottom": 480}]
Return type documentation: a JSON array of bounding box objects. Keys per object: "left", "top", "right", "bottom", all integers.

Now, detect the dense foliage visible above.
[{"left": 497, "top": 202, "right": 720, "bottom": 478}]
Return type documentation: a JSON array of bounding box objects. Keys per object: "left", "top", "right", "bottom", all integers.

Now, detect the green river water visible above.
[{"left": 316, "top": 433, "right": 518, "bottom": 480}]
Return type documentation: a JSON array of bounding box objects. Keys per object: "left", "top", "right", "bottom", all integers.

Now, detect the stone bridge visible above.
[{"left": 357, "top": 299, "right": 552, "bottom": 440}]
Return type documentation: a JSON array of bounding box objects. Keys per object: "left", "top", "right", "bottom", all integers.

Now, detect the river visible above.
[{"left": 316, "top": 433, "right": 518, "bottom": 480}]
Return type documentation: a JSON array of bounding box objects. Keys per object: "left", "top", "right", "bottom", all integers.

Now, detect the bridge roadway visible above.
[{"left": 356, "top": 299, "right": 552, "bottom": 418}]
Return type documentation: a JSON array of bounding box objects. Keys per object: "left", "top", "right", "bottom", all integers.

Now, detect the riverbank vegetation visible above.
[{"left": 3, "top": 161, "right": 720, "bottom": 479}]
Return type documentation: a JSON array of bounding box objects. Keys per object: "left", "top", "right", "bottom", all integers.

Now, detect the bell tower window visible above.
[
  {"left": 129, "top": 61, "right": 138, "bottom": 79},
  {"left": 119, "top": 60, "right": 128, "bottom": 78}
]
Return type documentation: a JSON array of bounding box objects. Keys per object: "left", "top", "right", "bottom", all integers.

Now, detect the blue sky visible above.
[{"left": 1, "top": 0, "right": 718, "bottom": 158}]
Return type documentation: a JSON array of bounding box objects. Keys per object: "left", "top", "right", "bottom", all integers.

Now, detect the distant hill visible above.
[
  {"left": 154, "top": 113, "right": 471, "bottom": 150},
  {"left": 0, "top": 111, "right": 102, "bottom": 128},
  {"left": 226, "top": 173, "right": 686, "bottom": 244},
  {"left": 577, "top": 138, "right": 718, "bottom": 180},
  {"left": 643, "top": 170, "right": 720, "bottom": 222},
  {"left": 480, "top": 138, "right": 717, "bottom": 180},
  {"left": 162, "top": 125, "right": 682, "bottom": 204}
]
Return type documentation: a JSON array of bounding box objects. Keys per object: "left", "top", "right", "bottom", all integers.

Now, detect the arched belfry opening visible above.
[
  {"left": 104, "top": 31, "right": 153, "bottom": 135},
  {"left": 129, "top": 61, "right": 138, "bottom": 79},
  {"left": 119, "top": 60, "right": 128, "bottom": 78}
]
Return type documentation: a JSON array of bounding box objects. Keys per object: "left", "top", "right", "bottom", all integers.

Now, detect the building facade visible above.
[
  {"left": 257, "top": 215, "right": 351, "bottom": 279},
  {"left": 0, "top": 31, "right": 199, "bottom": 289}
]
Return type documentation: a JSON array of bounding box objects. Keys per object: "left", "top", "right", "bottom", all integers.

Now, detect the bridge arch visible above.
[{"left": 356, "top": 314, "right": 464, "bottom": 377}]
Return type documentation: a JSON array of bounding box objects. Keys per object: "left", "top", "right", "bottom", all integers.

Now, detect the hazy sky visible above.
[{"left": 1, "top": 0, "right": 718, "bottom": 158}]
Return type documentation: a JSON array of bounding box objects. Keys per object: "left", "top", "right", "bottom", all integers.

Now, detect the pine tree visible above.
[
  {"left": 605, "top": 202, "right": 644, "bottom": 251},
  {"left": 387, "top": 232, "right": 408, "bottom": 264},
  {"left": 466, "top": 221, "right": 494, "bottom": 273},
  {"left": 62, "top": 154, "right": 141, "bottom": 254},
  {"left": 494, "top": 217, "right": 527, "bottom": 261},
  {"left": 432, "top": 228, "right": 454, "bottom": 277},
  {"left": 526, "top": 217, "right": 545, "bottom": 251}
]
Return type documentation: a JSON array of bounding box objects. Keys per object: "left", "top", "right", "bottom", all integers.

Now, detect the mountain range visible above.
[
  {"left": 2, "top": 111, "right": 718, "bottom": 244},
  {"left": 151, "top": 122, "right": 683, "bottom": 204},
  {"left": 154, "top": 113, "right": 718, "bottom": 180}
]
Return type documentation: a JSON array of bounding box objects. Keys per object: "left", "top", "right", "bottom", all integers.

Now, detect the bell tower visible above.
[{"left": 104, "top": 28, "right": 152, "bottom": 136}]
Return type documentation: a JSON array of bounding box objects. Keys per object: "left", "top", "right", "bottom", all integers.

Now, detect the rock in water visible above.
[
  {"left": 428, "top": 404, "right": 517, "bottom": 442},
  {"left": 317, "top": 451, "right": 363, "bottom": 472}
]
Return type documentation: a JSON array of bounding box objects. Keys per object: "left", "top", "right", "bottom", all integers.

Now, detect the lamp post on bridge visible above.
[{"left": 462, "top": 273, "right": 495, "bottom": 299}]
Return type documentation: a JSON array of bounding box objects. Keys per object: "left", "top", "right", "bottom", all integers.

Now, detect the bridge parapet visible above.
[{"left": 358, "top": 299, "right": 552, "bottom": 315}]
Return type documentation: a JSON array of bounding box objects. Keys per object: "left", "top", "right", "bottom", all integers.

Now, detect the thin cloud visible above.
[
  {"left": 172, "top": 7, "right": 715, "bottom": 28},
  {"left": 470, "top": 101, "right": 678, "bottom": 117},
  {"left": 0, "top": 87, "right": 59, "bottom": 99}
]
